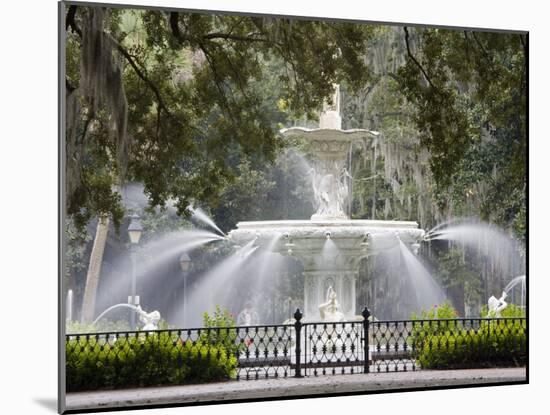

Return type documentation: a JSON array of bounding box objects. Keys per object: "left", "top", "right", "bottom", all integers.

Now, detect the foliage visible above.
[
  {"left": 433, "top": 247, "right": 483, "bottom": 313},
  {"left": 211, "top": 160, "right": 276, "bottom": 231},
  {"left": 481, "top": 303, "right": 526, "bottom": 319},
  {"left": 65, "top": 220, "right": 94, "bottom": 313},
  {"left": 409, "top": 302, "right": 460, "bottom": 347},
  {"left": 65, "top": 5, "right": 375, "bottom": 233},
  {"left": 344, "top": 27, "right": 525, "bottom": 317},
  {"left": 66, "top": 319, "right": 131, "bottom": 334},
  {"left": 201, "top": 306, "right": 240, "bottom": 355},
  {"left": 65, "top": 219, "right": 93, "bottom": 279},
  {"left": 64, "top": 13, "right": 527, "bottom": 322},
  {"left": 396, "top": 29, "right": 526, "bottom": 194},
  {"left": 210, "top": 146, "right": 315, "bottom": 231},
  {"left": 139, "top": 209, "right": 191, "bottom": 243},
  {"left": 66, "top": 331, "right": 237, "bottom": 391},
  {"left": 415, "top": 319, "right": 526, "bottom": 369},
  {"left": 411, "top": 301, "right": 459, "bottom": 320},
  {"left": 409, "top": 303, "right": 526, "bottom": 369},
  {"left": 66, "top": 318, "right": 171, "bottom": 334}
]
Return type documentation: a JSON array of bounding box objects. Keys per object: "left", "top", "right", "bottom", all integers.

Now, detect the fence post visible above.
[
  {"left": 294, "top": 308, "right": 303, "bottom": 378},
  {"left": 362, "top": 307, "right": 371, "bottom": 373}
]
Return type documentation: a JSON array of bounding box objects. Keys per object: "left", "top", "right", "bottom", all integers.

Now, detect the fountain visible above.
[
  {"left": 228, "top": 86, "right": 426, "bottom": 320},
  {"left": 68, "top": 88, "right": 526, "bottom": 330},
  {"left": 486, "top": 274, "right": 526, "bottom": 317},
  {"left": 92, "top": 303, "right": 162, "bottom": 330},
  {"left": 487, "top": 292, "right": 508, "bottom": 317}
]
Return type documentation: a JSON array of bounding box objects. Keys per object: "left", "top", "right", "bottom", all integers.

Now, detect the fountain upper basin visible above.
[{"left": 229, "top": 219, "right": 425, "bottom": 261}]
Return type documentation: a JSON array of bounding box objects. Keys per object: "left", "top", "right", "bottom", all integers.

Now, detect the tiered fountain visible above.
[{"left": 229, "top": 86, "right": 425, "bottom": 320}]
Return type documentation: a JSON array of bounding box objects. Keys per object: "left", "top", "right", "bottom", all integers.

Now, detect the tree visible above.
[
  {"left": 395, "top": 27, "right": 526, "bottom": 224},
  {"left": 80, "top": 216, "right": 110, "bottom": 322},
  {"left": 340, "top": 26, "right": 526, "bottom": 315},
  {"left": 342, "top": 26, "right": 526, "bottom": 237},
  {"left": 65, "top": 5, "right": 375, "bottom": 232}
]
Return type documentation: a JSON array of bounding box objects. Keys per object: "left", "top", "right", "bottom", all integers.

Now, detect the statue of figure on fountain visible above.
[
  {"left": 312, "top": 171, "right": 334, "bottom": 216},
  {"left": 136, "top": 306, "right": 161, "bottom": 330},
  {"left": 309, "top": 162, "right": 349, "bottom": 219},
  {"left": 337, "top": 166, "right": 352, "bottom": 211},
  {"left": 319, "top": 286, "right": 345, "bottom": 322},
  {"left": 487, "top": 291, "right": 508, "bottom": 317}
]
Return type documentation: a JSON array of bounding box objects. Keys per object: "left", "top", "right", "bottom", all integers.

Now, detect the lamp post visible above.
[
  {"left": 128, "top": 214, "right": 143, "bottom": 330},
  {"left": 179, "top": 252, "right": 191, "bottom": 327}
]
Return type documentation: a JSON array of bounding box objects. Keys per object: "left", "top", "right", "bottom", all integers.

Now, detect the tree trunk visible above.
[{"left": 80, "top": 216, "right": 110, "bottom": 322}]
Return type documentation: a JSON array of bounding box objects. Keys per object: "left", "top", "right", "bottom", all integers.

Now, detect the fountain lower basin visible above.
[{"left": 228, "top": 219, "right": 425, "bottom": 320}]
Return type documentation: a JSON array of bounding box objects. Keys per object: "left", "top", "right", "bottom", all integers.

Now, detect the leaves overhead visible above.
[
  {"left": 65, "top": 6, "right": 374, "bottom": 231},
  {"left": 395, "top": 27, "right": 526, "bottom": 206}
]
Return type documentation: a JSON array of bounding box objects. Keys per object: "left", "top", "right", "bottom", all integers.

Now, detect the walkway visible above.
[{"left": 65, "top": 367, "right": 526, "bottom": 412}]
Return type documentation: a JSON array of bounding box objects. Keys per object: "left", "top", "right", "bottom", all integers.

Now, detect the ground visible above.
[{"left": 64, "top": 367, "right": 526, "bottom": 412}]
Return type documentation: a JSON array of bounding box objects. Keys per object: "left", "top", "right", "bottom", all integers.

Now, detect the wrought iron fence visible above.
[
  {"left": 65, "top": 309, "right": 526, "bottom": 391},
  {"left": 369, "top": 317, "right": 527, "bottom": 372}
]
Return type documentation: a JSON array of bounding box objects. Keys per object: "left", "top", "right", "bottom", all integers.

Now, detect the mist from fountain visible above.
[
  {"left": 255, "top": 234, "right": 284, "bottom": 283},
  {"left": 503, "top": 275, "right": 526, "bottom": 308},
  {"left": 398, "top": 239, "right": 447, "bottom": 312},
  {"left": 140, "top": 229, "right": 225, "bottom": 274},
  {"left": 426, "top": 221, "right": 525, "bottom": 277},
  {"left": 320, "top": 237, "right": 340, "bottom": 269},
  {"left": 122, "top": 182, "right": 226, "bottom": 237},
  {"left": 215, "top": 244, "right": 287, "bottom": 323},
  {"left": 504, "top": 275, "right": 526, "bottom": 293},
  {"left": 189, "top": 205, "right": 226, "bottom": 236},
  {"left": 92, "top": 303, "right": 141, "bottom": 326},
  {"left": 175, "top": 239, "right": 258, "bottom": 327},
  {"left": 94, "top": 228, "right": 225, "bottom": 317}
]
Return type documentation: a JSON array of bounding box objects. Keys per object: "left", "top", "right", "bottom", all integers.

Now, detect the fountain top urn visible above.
[{"left": 281, "top": 85, "right": 378, "bottom": 220}]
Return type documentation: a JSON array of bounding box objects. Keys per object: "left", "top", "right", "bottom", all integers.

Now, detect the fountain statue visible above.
[
  {"left": 318, "top": 286, "right": 345, "bottom": 322},
  {"left": 228, "top": 85, "right": 425, "bottom": 320},
  {"left": 487, "top": 292, "right": 508, "bottom": 317},
  {"left": 137, "top": 306, "right": 162, "bottom": 330}
]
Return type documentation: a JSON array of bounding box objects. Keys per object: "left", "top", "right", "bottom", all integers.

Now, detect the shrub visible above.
[
  {"left": 201, "top": 306, "right": 242, "bottom": 356},
  {"left": 480, "top": 303, "right": 526, "bottom": 318},
  {"left": 411, "top": 301, "right": 459, "bottom": 320},
  {"left": 66, "top": 331, "right": 238, "bottom": 392},
  {"left": 66, "top": 318, "right": 171, "bottom": 334},
  {"left": 409, "top": 302, "right": 460, "bottom": 349},
  {"left": 409, "top": 302, "right": 526, "bottom": 369},
  {"left": 66, "top": 319, "right": 131, "bottom": 334},
  {"left": 414, "top": 319, "right": 526, "bottom": 369}
]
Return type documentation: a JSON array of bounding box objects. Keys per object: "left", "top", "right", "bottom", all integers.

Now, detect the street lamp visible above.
[
  {"left": 179, "top": 252, "right": 191, "bottom": 327},
  {"left": 179, "top": 252, "right": 191, "bottom": 272},
  {"left": 128, "top": 214, "right": 143, "bottom": 244},
  {"left": 128, "top": 214, "right": 143, "bottom": 330}
]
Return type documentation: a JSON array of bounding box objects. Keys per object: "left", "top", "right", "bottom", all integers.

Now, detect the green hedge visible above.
[
  {"left": 414, "top": 319, "right": 526, "bottom": 369},
  {"left": 66, "top": 332, "right": 238, "bottom": 392}
]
